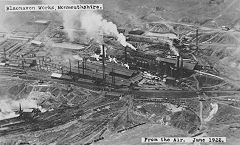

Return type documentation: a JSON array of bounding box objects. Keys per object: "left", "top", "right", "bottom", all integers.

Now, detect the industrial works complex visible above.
[{"left": 0, "top": 14, "right": 239, "bottom": 145}]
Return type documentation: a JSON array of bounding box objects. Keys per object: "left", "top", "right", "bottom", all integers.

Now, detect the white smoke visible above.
[
  {"left": 80, "top": 11, "right": 136, "bottom": 50},
  {"left": 62, "top": 12, "right": 77, "bottom": 41},
  {"left": 167, "top": 40, "right": 179, "bottom": 56},
  {"left": 42, "top": 0, "right": 136, "bottom": 50},
  {"left": 73, "top": 55, "right": 83, "bottom": 61},
  {"left": 0, "top": 96, "right": 44, "bottom": 120},
  {"left": 91, "top": 54, "right": 100, "bottom": 61},
  {"left": 42, "top": 0, "right": 78, "bottom": 41},
  {"left": 109, "top": 56, "right": 117, "bottom": 63}
]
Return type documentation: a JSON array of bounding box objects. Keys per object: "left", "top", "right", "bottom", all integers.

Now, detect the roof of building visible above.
[
  {"left": 31, "top": 40, "right": 42, "bottom": 45},
  {"left": 51, "top": 73, "right": 62, "bottom": 78},
  {"left": 34, "top": 20, "right": 50, "bottom": 24},
  {"left": 128, "top": 30, "right": 145, "bottom": 35},
  {"left": 156, "top": 57, "right": 197, "bottom": 70},
  {"left": 144, "top": 31, "right": 178, "bottom": 39}
]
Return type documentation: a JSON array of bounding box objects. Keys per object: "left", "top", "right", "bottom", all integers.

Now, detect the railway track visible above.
[
  {"left": 0, "top": 106, "right": 85, "bottom": 136},
  {"left": 1, "top": 66, "right": 239, "bottom": 99},
  {"left": 0, "top": 66, "right": 26, "bottom": 76}
]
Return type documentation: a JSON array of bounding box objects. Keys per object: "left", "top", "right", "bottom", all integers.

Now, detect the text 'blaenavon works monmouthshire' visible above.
[{"left": 5, "top": 4, "right": 103, "bottom": 12}]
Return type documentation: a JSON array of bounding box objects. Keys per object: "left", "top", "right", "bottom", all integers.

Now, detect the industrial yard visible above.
[{"left": 1, "top": 0, "right": 240, "bottom": 145}]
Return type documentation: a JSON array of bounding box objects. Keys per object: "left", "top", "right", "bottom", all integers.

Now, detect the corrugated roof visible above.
[
  {"left": 34, "top": 20, "right": 49, "bottom": 24},
  {"left": 51, "top": 73, "right": 62, "bottom": 78},
  {"left": 31, "top": 40, "right": 42, "bottom": 45},
  {"left": 156, "top": 57, "right": 196, "bottom": 70}
]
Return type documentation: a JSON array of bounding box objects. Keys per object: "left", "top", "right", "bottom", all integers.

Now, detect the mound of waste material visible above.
[{"left": 170, "top": 110, "right": 201, "bottom": 134}]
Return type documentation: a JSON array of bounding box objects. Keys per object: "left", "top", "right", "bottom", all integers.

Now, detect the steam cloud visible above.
[
  {"left": 78, "top": 11, "right": 136, "bottom": 50},
  {"left": 167, "top": 40, "right": 179, "bottom": 56},
  {"left": 42, "top": 0, "right": 136, "bottom": 50},
  {"left": 0, "top": 96, "right": 44, "bottom": 120}
]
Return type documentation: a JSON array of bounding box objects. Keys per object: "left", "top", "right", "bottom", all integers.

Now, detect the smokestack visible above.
[
  {"left": 22, "top": 60, "right": 24, "bottom": 69},
  {"left": 102, "top": 45, "right": 105, "bottom": 80},
  {"left": 163, "top": 63, "right": 167, "bottom": 76},
  {"left": 3, "top": 47, "right": 6, "bottom": 61},
  {"left": 39, "top": 60, "right": 41, "bottom": 70},
  {"left": 196, "top": 29, "right": 199, "bottom": 52},
  {"left": 19, "top": 103, "right": 23, "bottom": 115},
  {"left": 19, "top": 103, "right": 22, "bottom": 112},
  {"left": 77, "top": 61, "right": 80, "bottom": 74},
  {"left": 69, "top": 59, "right": 71, "bottom": 73},
  {"left": 61, "top": 67, "right": 63, "bottom": 74},
  {"left": 176, "top": 56, "right": 180, "bottom": 70},
  {"left": 170, "top": 67, "right": 173, "bottom": 77},
  {"left": 82, "top": 57, "right": 85, "bottom": 75}
]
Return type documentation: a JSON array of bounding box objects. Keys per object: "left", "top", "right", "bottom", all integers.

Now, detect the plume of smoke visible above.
[
  {"left": 62, "top": 12, "right": 77, "bottom": 41},
  {"left": 80, "top": 11, "right": 136, "bottom": 50},
  {"left": 0, "top": 92, "right": 47, "bottom": 120},
  {"left": 0, "top": 97, "right": 39, "bottom": 120},
  {"left": 73, "top": 55, "right": 83, "bottom": 61},
  {"left": 167, "top": 40, "right": 179, "bottom": 56},
  {"left": 42, "top": 0, "right": 136, "bottom": 50},
  {"left": 42, "top": 0, "right": 78, "bottom": 41}
]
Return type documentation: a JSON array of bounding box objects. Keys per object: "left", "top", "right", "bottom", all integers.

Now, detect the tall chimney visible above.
[
  {"left": 82, "top": 57, "right": 85, "bottom": 75},
  {"left": 69, "top": 59, "right": 71, "bottom": 73},
  {"left": 102, "top": 44, "right": 105, "bottom": 80},
  {"left": 196, "top": 29, "right": 199, "bottom": 52},
  {"left": 175, "top": 56, "right": 180, "bottom": 79},
  {"left": 176, "top": 56, "right": 180, "bottom": 70},
  {"left": 39, "top": 60, "right": 41, "bottom": 70},
  {"left": 61, "top": 67, "right": 63, "bottom": 74},
  {"left": 3, "top": 47, "right": 6, "bottom": 61},
  {"left": 22, "top": 60, "right": 24, "bottom": 69},
  {"left": 163, "top": 63, "right": 167, "bottom": 76}
]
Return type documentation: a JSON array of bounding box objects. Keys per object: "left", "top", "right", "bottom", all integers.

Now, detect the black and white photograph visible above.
[{"left": 0, "top": 0, "right": 240, "bottom": 144}]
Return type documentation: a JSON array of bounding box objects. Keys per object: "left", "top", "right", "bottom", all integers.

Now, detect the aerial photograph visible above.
[{"left": 0, "top": 0, "right": 240, "bottom": 144}]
